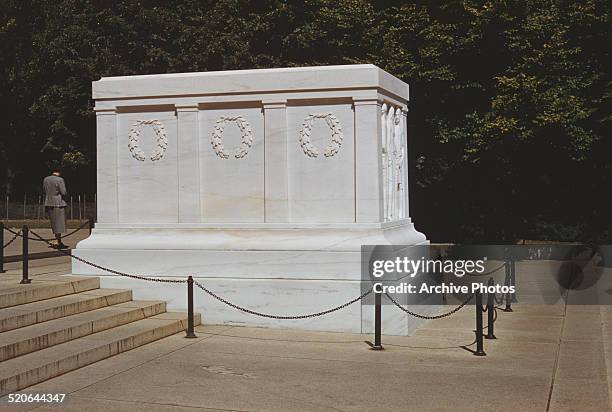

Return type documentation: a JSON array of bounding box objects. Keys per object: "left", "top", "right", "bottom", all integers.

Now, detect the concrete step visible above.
[
  {"left": 0, "top": 277, "right": 100, "bottom": 309},
  {"left": 0, "top": 288, "right": 133, "bottom": 332},
  {"left": 0, "top": 300, "right": 166, "bottom": 361},
  {"left": 0, "top": 312, "right": 201, "bottom": 395}
]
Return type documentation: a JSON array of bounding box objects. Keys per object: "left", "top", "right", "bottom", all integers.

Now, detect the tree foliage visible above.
[{"left": 0, "top": 0, "right": 610, "bottom": 242}]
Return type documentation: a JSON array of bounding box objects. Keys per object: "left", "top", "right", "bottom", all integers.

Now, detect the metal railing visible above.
[
  {"left": 1, "top": 194, "right": 96, "bottom": 221},
  {"left": 1, "top": 221, "right": 92, "bottom": 275}
]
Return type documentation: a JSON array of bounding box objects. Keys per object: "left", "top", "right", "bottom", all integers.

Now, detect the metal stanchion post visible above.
[
  {"left": 371, "top": 291, "right": 384, "bottom": 350},
  {"left": 185, "top": 276, "right": 197, "bottom": 338},
  {"left": 485, "top": 277, "right": 496, "bottom": 339},
  {"left": 474, "top": 291, "right": 486, "bottom": 356},
  {"left": 503, "top": 261, "right": 513, "bottom": 312},
  {"left": 20, "top": 225, "right": 30, "bottom": 284},
  {"left": 0, "top": 222, "right": 6, "bottom": 273}
]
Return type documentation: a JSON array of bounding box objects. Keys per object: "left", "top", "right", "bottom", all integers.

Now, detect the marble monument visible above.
[{"left": 72, "top": 65, "right": 428, "bottom": 334}]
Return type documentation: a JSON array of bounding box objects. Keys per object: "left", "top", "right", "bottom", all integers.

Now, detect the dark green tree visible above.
[{"left": 0, "top": 0, "right": 609, "bottom": 242}]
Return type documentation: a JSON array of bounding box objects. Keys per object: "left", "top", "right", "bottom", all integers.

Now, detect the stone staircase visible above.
[{"left": 0, "top": 275, "right": 200, "bottom": 395}]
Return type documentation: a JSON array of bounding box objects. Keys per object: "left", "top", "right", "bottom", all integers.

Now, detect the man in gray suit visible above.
[{"left": 43, "top": 166, "right": 69, "bottom": 249}]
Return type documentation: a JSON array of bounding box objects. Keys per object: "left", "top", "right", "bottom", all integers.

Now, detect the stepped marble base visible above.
[{"left": 72, "top": 221, "right": 434, "bottom": 335}]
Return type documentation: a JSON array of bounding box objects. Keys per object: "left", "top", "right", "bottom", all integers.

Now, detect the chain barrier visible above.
[
  {"left": 4, "top": 220, "right": 90, "bottom": 242},
  {"left": 493, "top": 293, "right": 513, "bottom": 308},
  {"left": 29, "top": 225, "right": 474, "bottom": 322},
  {"left": 30, "top": 228, "right": 371, "bottom": 317},
  {"left": 483, "top": 307, "right": 498, "bottom": 330},
  {"left": 7, "top": 227, "right": 515, "bottom": 356},
  {"left": 28, "top": 229, "right": 186, "bottom": 284},
  {"left": 21, "top": 228, "right": 484, "bottom": 325},
  {"left": 385, "top": 292, "right": 473, "bottom": 320},
  {"left": 194, "top": 280, "right": 372, "bottom": 319},
  {"left": 493, "top": 292, "right": 505, "bottom": 305},
  {"left": 2, "top": 229, "right": 20, "bottom": 249}
]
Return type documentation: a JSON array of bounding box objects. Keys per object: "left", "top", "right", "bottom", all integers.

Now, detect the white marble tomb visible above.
[{"left": 72, "top": 65, "right": 430, "bottom": 334}]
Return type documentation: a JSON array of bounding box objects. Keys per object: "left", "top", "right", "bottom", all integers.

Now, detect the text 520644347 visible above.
[{"left": 4, "top": 393, "right": 67, "bottom": 404}]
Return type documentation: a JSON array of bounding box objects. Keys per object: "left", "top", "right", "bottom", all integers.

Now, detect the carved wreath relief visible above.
[
  {"left": 127, "top": 112, "right": 344, "bottom": 162},
  {"left": 128, "top": 120, "right": 169, "bottom": 162},
  {"left": 298, "top": 113, "right": 343, "bottom": 158},
  {"left": 210, "top": 115, "right": 254, "bottom": 159}
]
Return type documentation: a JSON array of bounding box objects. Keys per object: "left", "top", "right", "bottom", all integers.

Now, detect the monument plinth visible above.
[{"left": 73, "top": 65, "right": 428, "bottom": 334}]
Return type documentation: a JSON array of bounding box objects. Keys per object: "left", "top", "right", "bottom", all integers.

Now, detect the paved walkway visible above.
[
  {"left": 1, "top": 256, "right": 72, "bottom": 277},
  {"left": 2, "top": 228, "right": 90, "bottom": 258},
  {"left": 0, "top": 260, "right": 610, "bottom": 411}
]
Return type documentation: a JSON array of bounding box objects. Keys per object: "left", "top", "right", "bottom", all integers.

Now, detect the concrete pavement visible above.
[{"left": 2, "top": 228, "right": 90, "bottom": 259}]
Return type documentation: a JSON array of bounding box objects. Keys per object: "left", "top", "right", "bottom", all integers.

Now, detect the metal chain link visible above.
[
  {"left": 482, "top": 307, "right": 498, "bottom": 330},
  {"left": 385, "top": 292, "right": 473, "bottom": 320},
  {"left": 22, "top": 228, "right": 472, "bottom": 322},
  {"left": 27, "top": 230, "right": 374, "bottom": 318},
  {"left": 28, "top": 229, "right": 186, "bottom": 284},
  {"left": 5, "top": 220, "right": 90, "bottom": 242},
  {"left": 2, "top": 229, "right": 21, "bottom": 249},
  {"left": 3, "top": 226, "right": 20, "bottom": 236},
  {"left": 194, "top": 280, "right": 372, "bottom": 319},
  {"left": 493, "top": 292, "right": 506, "bottom": 305},
  {"left": 53, "top": 220, "right": 92, "bottom": 240}
]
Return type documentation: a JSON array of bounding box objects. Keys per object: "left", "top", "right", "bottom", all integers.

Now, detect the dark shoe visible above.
[
  {"left": 49, "top": 244, "right": 59, "bottom": 249},
  {"left": 57, "top": 243, "right": 69, "bottom": 250}
]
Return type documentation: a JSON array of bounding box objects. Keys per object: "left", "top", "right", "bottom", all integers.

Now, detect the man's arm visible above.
[{"left": 59, "top": 178, "right": 67, "bottom": 196}]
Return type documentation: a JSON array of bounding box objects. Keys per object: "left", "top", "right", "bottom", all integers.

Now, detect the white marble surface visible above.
[
  {"left": 73, "top": 221, "right": 427, "bottom": 280},
  {"left": 176, "top": 105, "right": 200, "bottom": 222},
  {"left": 89, "top": 275, "right": 425, "bottom": 335},
  {"left": 72, "top": 248, "right": 362, "bottom": 280},
  {"left": 287, "top": 102, "right": 355, "bottom": 222},
  {"left": 117, "top": 110, "right": 178, "bottom": 223},
  {"left": 263, "top": 100, "right": 289, "bottom": 221},
  {"left": 75, "top": 221, "right": 426, "bottom": 251},
  {"left": 199, "top": 106, "right": 265, "bottom": 222},
  {"left": 93, "top": 65, "right": 409, "bottom": 101},
  {"left": 75, "top": 64, "right": 429, "bottom": 334},
  {"left": 354, "top": 99, "right": 384, "bottom": 222},
  {"left": 96, "top": 111, "right": 118, "bottom": 222}
]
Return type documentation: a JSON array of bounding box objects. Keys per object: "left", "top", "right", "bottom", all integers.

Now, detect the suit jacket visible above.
[{"left": 43, "top": 175, "right": 67, "bottom": 207}]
